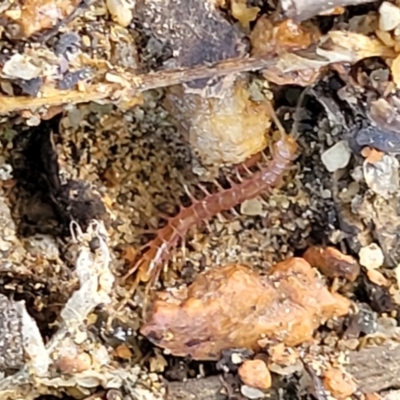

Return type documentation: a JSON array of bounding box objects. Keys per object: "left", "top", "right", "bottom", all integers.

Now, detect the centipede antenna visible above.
[
  {"left": 290, "top": 86, "right": 313, "bottom": 140},
  {"left": 266, "top": 100, "right": 287, "bottom": 139}
]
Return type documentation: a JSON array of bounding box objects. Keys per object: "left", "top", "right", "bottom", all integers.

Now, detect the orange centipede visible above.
[{"left": 116, "top": 96, "right": 307, "bottom": 313}]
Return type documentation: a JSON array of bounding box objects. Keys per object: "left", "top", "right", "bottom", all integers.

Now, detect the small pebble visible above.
[
  {"left": 363, "top": 154, "right": 399, "bottom": 199},
  {"left": 231, "top": 353, "right": 243, "bottom": 364},
  {"left": 240, "top": 198, "right": 264, "bottom": 216},
  {"left": 240, "top": 385, "right": 265, "bottom": 399},
  {"left": 106, "top": 0, "right": 134, "bottom": 27},
  {"left": 359, "top": 243, "right": 384, "bottom": 270},
  {"left": 321, "top": 141, "right": 351, "bottom": 172},
  {"left": 238, "top": 360, "right": 271, "bottom": 390},
  {"left": 379, "top": 1, "right": 400, "bottom": 31}
]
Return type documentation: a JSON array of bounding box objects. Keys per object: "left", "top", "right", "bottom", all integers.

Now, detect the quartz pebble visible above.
[
  {"left": 379, "top": 2, "right": 400, "bottom": 31},
  {"left": 240, "top": 385, "right": 265, "bottom": 399},
  {"left": 359, "top": 243, "right": 384, "bottom": 270},
  {"left": 240, "top": 198, "right": 264, "bottom": 216},
  {"left": 321, "top": 141, "right": 351, "bottom": 172},
  {"left": 363, "top": 154, "right": 399, "bottom": 199}
]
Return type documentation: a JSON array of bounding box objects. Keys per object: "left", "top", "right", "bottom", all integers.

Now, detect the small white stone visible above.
[
  {"left": 106, "top": 0, "right": 135, "bottom": 27},
  {"left": 363, "top": 154, "right": 399, "bottom": 199},
  {"left": 379, "top": 1, "right": 400, "bottom": 31},
  {"left": 321, "top": 140, "right": 351, "bottom": 172},
  {"left": 240, "top": 198, "right": 264, "bottom": 216},
  {"left": 231, "top": 353, "right": 243, "bottom": 364},
  {"left": 240, "top": 385, "right": 265, "bottom": 399},
  {"left": 359, "top": 243, "right": 384, "bottom": 270}
]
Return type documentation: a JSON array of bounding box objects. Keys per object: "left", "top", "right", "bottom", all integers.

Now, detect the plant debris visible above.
[{"left": 4, "top": 0, "right": 400, "bottom": 399}]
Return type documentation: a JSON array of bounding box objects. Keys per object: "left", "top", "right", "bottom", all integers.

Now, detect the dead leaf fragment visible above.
[
  {"left": 141, "top": 259, "right": 350, "bottom": 360},
  {"left": 230, "top": 0, "right": 259, "bottom": 29},
  {"left": 303, "top": 246, "right": 360, "bottom": 281}
]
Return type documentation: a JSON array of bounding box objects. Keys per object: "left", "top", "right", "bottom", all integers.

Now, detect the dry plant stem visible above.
[
  {"left": 0, "top": 56, "right": 274, "bottom": 115},
  {"left": 0, "top": 220, "right": 115, "bottom": 400},
  {"left": 280, "top": 0, "right": 374, "bottom": 21},
  {"left": 120, "top": 116, "right": 299, "bottom": 306}
]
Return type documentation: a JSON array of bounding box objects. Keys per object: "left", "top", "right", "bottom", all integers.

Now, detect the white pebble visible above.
[
  {"left": 321, "top": 140, "right": 351, "bottom": 172},
  {"left": 106, "top": 0, "right": 135, "bottom": 27},
  {"left": 359, "top": 243, "right": 384, "bottom": 270},
  {"left": 240, "top": 198, "right": 264, "bottom": 216},
  {"left": 241, "top": 385, "right": 265, "bottom": 399},
  {"left": 379, "top": 1, "right": 400, "bottom": 31},
  {"left": 363, "top": 154, "right": 399, "bottom": 199}
]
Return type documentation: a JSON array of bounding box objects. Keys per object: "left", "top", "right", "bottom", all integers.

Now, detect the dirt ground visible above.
[{"left": 2, "top": 1, "right": 400, "bottom": 400}]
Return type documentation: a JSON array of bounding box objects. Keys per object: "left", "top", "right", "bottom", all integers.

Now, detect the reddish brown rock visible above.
[
  {"left": 303, "top": 246, "right": 360, "bottom": 281},
  {"left": 238, "top": 359, "right": 271, "bottom": 390},
  {"left": 141, "top": 258, "right": 351, "bottom": 360},
  {"left": 323, "top": 367, "right": 358, "bottom": 399}
]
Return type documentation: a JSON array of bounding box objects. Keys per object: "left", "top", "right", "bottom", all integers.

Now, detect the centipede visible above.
[{"left": 119, "top": 100, "right": 301, "bottom": 309}]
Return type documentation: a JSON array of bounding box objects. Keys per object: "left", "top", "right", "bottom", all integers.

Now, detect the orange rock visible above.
[
  {"left": 365, "top": 393, "right": 383, "bottom": 400},
  {"left": 323, "top": 367, "right": 358, "bottom": 400},
  {"left": 268, "top": 343, "right": 299, "bottom": 366},
  {"left": 114, "top": 344, "right": 132, "bottom": 360},
  {"left": 367, "top": 269, "right": 390, "bottom": 287},
  {"left": 141, "top": 258, "right": 351, "bottom": 360},
  {"left": 238, "top": 360, "right": 271, "bottom": 390},
  {"left": 303, "top": 246, "right": 360, "bottom": 282}
]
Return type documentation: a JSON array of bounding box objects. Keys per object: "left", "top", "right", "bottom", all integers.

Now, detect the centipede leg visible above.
[
  {"left": 219, "top": 214, "right": 228, "bottom": 222},
  {"left": 235, "top": 169, "right": 244, "bottom": 183},
  {"left": 121, "top": 241, "right": 157, "bottom": 281},
  {"left": 241, "top": 164, "right": 253, "bottom": 176},
  {"left": 182, "top": 183, "right": 198, "bottom": 203},
  {"left": 202, "top": 219, "right": 213, "bottom": 232},
  {"left": 261, "top": 152, "right": 269, "bottom": 163},
  {"left": 116, "top": 271, "right": 142, "bottom": 312},
  {"left": 181, "top": 236, "right": 187, "bottom": 260},
  {"left": 198, "top": 183, "right": 211, "bottom": 196}
]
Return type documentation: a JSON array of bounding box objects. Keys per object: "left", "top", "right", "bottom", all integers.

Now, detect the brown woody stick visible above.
[{"left": 0, "top": 56, "right": 272, "bottom": 115}]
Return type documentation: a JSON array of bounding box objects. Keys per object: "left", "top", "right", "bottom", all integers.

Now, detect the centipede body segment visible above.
[{"left": 120, "top": 132, "right": 299, "bottom": 304}]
